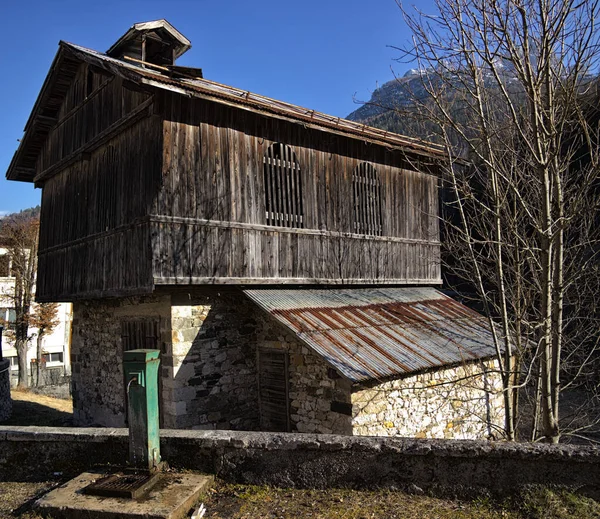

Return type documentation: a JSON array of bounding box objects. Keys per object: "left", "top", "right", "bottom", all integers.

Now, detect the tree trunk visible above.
[
  {"left": 36, "top": 331, "right": 43, "bottom": 387},
  {"left": 15, "top": 338, "right": 29, "bottom": 388}
]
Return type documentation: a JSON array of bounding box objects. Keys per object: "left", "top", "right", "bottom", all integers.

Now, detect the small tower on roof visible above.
[{"left": 106, "top": 19, "right": 191, "bottom": 67}]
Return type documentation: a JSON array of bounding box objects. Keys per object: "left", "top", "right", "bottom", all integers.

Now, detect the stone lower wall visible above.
[
  {"left": 0, "top": 359, "right": 11, "bottom": 421},
  {"left": 71, "top": 295, "right": 171, "bottom": 427},
  {"left": 71, "top": 289, "right": 503, "bottom": 440},
  {"left": 352, "top": 360, "right": 504, "bottom": 439},
  {"left": 71, "top": 289, "right": 261, "bottom": 431},
  {"left": 255, "top": 313, "right": 353, "bottom": 435},
  {"left": 2, "top": 426, "right": 600, "bottom": 499},
  {"left": 164, "top": 291, "right": 259, "bottom": 430}
]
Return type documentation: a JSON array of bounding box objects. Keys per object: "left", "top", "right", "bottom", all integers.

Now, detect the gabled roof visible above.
[
  {"left": 106, "top": 19, "right": 191, "bottom": 60},
  {"left": 7, "top": 39, "right": 448, "bottom": 183},
  {"left": 245, "top": 287, "right": 499, "bottom": 383}
]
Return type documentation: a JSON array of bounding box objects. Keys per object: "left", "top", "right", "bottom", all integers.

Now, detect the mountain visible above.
[
  {"left": 346, "top": 69, "right": 435, "bottom": 138},
  {"left": 0, "top": 206, "right": 40, "bottom": 231},
  {"left": 346, "top": 64, "right": 525, "bottom": 141}
]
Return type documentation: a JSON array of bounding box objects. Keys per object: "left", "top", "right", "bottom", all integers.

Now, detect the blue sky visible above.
[{"left": 0, "top": 0, "right": 433, "bottom": 215}]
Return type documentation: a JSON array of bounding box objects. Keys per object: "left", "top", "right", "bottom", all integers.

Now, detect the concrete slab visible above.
[{"left": 35, "top": 471, "right": 213, "bottom": 519}]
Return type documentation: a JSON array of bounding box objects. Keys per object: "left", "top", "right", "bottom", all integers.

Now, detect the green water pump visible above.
[{"left": 123, "top": 349, "right": 161, "bottom": 470}]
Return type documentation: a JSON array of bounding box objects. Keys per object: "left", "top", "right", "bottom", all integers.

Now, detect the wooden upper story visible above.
[{"left": 6, "top": 21, "right": 445, "bottom": 302}]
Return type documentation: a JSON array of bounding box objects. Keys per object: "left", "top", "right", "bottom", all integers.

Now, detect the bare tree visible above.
[
  {"left": 395, "top": 0, "right": 600, "bottom": 442},
  {"left": 0, "top": 216, "right": 39, "bottom": 388},
  {"left": 30, "top": 302, "right": 60, "bottom": 387}
]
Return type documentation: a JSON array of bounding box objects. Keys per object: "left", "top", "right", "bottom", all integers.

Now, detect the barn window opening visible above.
[
  {"left": 86, "top": 67, "right": 94, "bottom": 97},
  {"left": 353, "top": 162, "right": 383, "bottom": 236},
  {"left": 263, "top": 143, "right": 304, "bottom": 228}
]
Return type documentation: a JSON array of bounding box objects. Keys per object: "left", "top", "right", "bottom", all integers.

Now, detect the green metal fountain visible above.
[
  {"left": 82, "top": 349, "right": 163, "bottom": 498},
  {"left": 123, "top": 349, "right": 162, "bottom": 470}
]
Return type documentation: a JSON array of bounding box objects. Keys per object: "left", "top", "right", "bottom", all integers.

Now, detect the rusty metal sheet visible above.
[{"left": 244, "top": 287, "right": 499, "bottom": 383}]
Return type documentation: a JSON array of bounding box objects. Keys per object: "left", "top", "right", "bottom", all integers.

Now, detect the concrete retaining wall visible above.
[
  {"left": 1, "top": 426, "right": 599, "bottom": 498},
  {"left": 0, "top": 360, "right": 11, "bottom": 421}
]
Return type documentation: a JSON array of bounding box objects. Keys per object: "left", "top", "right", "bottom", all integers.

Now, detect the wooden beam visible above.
[
  {"left": 34, "top": 97, "right": 154, "bottom": 185},
  {"left": 37, "top": 217, "right": 149, "bottom": 255},
  {"left": 52, "top": 76, "right": 114, "bottom": 130},
  {"left": 35, "top": 284, "right": 154, "bottom": 303},
  {"left": 12, "top": 166, "right": 36, "bottom": 177},
  {"left": 36, "top": 115, "right": 58, "bottom": 125},
  {"left": 153, "top": 276, "right": 443, "bottom": 285},
  {"left": 148, "top": 214, "right": 441, "bottom": 246}
]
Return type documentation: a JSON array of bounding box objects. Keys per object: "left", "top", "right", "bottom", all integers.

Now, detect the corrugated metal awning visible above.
[{"left": 244, "top": 287, "right": 498, "bottom": 383}]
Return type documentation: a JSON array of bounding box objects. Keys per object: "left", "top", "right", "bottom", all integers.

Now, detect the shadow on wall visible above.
[
  {"left": 169, "top": 290, "right": 261, "bottom": 430},
  {"left": 1, "top": 397, "right": 72, "bottom": 427}
]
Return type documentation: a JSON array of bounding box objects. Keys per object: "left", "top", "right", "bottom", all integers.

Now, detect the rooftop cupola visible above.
[{"left": 107, "top": 19, "right": 191, "bottom": 67}]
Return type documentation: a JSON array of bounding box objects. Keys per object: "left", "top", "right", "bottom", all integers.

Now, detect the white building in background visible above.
[{"left": 0, "top": 246, "right": 72, "bottom": 386}]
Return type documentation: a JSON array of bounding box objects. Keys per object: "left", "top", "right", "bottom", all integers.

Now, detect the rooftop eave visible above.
[
  {"left": 5, "top": 43, "right": 82, "bottom": 183},
  {"left": 6, "top": 39, "right": 457, "bottom": 185}
]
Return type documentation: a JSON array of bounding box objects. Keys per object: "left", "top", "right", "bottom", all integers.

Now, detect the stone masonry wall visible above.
[
  {"left": 71, "top": 295, "right": 171, "bottom": 426},
  {"left": 164, "top": 290, "right": 260, "bottom": 430},
  {"left": 0, "top": 359, "right": 12, "bottom": 421},
  {"left": 72, "top": 289, "right": 261, "bottom": 430},
  {"left": 256, "top": 314, "right": 353, "bottom": 435},
  {"left": 4, "top": 427, "right": 600, "bottom": 498},
  {"left": 71, "top": 288, "right": 503, "bottom": 439},
  {"left": 352, "top": 359, "right": 504, "bottom": 439}
]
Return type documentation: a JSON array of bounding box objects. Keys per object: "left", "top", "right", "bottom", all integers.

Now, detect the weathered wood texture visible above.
[
  {"left": 153, "top": 93, "right": 440, "bottom": 285},
  {"left": 36, "top": 65, "right": 152, "bottom": 173},
  {"left": 34, "top": 68, "right": 440, "bottom": 301},
  {"left": 36, "top": 64, "right": 161, "bottom": 301}
]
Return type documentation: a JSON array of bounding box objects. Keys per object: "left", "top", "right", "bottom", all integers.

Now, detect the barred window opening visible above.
[
  {"left": 263, "top": 143, "right": 304, "bottom": 228},
  {"left": 121, "top": 319, "right": 160, "bottom": 351},
  {"left": 353, "top": 162, "right": 383, "bottom": 236}
]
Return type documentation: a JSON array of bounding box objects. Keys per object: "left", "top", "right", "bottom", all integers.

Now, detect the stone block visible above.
[
  {"left": 172, "top": 362, "right": 195, "bottom": 380},
  {"left": 36, "top": 471, "right": 213, "bottom": 519},
  {"left": 172, "top": 305, "right": 193, "bottom": 318}
]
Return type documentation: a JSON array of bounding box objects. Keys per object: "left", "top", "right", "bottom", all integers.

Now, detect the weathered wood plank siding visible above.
[
  {"left": 36, "top": 64, "right": 161, "bottom": 301},
  {"left": 153, "top": 93, "right": 440, "bottom": 285}
]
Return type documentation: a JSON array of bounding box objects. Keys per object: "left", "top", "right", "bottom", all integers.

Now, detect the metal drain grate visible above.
[{"left": 82, "top": 472, "right": 161, "bottom": 499}]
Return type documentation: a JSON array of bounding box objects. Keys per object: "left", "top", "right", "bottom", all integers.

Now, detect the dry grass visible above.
[
  {"left": 200, "top": 483, "right": 600, "bottom": 519},
  {"left": 1, "top": 477, "right": 599, "bottom": 519},
  {"left": 201, "top": 482, "right": 518, "bottom": 518},
  {"left": 1, "top": 389, "right": 72, "bottom": 427}
]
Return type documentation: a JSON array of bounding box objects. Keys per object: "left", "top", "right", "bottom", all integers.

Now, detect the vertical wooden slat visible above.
[
  {"left": 351, "top": 162, "right": 383, "bottom": 237},
  {"left": 262, "top": 143, "right": 303, "bottom": 229},
  {"left": 258, "top": 348, "right": 290, "bottom": 432},
  {"left": 276, "top": 143, "right": 284, "bottom": 225},
  {"left": 263, "top": 146, "right": 271, "bottom": 224}
]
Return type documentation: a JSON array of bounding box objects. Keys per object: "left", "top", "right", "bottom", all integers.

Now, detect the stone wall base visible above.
[{"left": 1, "top": 426, "right": 599, "bottom": 499}]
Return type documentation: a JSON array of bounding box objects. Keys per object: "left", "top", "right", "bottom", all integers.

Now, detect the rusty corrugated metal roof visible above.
[{"left": 244, "top": 287, "right": 498, "bottom": 383}]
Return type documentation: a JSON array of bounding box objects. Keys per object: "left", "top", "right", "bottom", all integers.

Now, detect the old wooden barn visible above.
[{"left": 6, "top": 20, "right": 503, "bottom": 438}]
